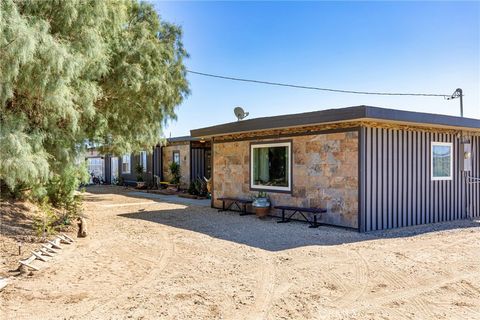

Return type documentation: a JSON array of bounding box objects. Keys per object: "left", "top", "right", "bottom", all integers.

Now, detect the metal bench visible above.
[
  {"left": 218, "top": 197, "right": 253, "bottom": 216},
  {"left": 274, "top": 205, "right": 326, "bottom": 228}
]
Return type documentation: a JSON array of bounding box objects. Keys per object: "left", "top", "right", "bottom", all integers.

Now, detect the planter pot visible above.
[
  {"left": 136, "top": 181, "right": 146, "bottom": 189},
  {"left": 253, "top": 197, "right": 271, "bottom": 218},
  {"left": 254, "top": 206, "right": 270, "bottom": 218}
]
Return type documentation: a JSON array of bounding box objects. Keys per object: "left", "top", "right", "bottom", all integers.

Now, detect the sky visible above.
[{"left": 152, "top": 1, "right": 480, "bottom": 137}]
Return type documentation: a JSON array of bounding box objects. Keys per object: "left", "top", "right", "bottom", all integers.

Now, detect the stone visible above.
[{"left": 211, "top": 130, "right": 359, "bottom": 228}]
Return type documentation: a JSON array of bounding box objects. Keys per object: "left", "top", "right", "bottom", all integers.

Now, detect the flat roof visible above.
[
  {"left": 191, "top": 105, "right": 480, "bottom": 137},
  {"left": 166, "top": 135, "right": 201, "bottom": 143}
]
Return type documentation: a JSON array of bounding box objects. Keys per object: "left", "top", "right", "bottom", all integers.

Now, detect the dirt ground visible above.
[
  {"left": 0, "top": 200, "right": 77, "bottom": 278},
  {"left": 1, "top": 185, "right": 479, "bottom": 319}
]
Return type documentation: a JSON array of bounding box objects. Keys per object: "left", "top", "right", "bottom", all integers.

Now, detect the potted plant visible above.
[
  {"left": 135, "top": 164, "right": 145, "bottom": 188},
  {"left": 252, "top": 191, "right": 271, "bottom": 218}
]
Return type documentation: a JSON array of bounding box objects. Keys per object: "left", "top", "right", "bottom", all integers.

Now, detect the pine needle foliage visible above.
[{"left": 0, "top": 1, "right": 189, "bottom": 205}]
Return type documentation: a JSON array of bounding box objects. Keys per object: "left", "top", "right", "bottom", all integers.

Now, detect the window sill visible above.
[{"left": 250, "top": 186, "right": 292, "bottom": 194}]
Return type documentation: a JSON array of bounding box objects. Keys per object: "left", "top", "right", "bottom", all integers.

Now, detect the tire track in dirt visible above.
[
  {"left": 196, "top": 234, "right": 239, "bottom": 319},
  {"left": 287, "top": 248, "right": 367, "bottom": 308},
  {"left": 366, "top": 264, "right": 440, "bottom": 319},
  {"left": 334, "top": 249, "right": 370, "bottom": 308},
  {"left": 406, "top": 237, "right": 475, "bottom": 265},
  {"left": 376, "top": 269, "right": 436, "bottom": 318},
  {"left": 77, "top": 228, "right": 175, "bottom": 319},
  {"left": 447, "top": 281, "right": 480, "bottom": 318},
  {"left": 247, "top": 253, "right": 276, "bottom": 320},
  {"left": 292, "top": 252, "right": 350, "bottom": 291},
  {"left": 329, "top": 274, "right": 479, "bottom": 318}
]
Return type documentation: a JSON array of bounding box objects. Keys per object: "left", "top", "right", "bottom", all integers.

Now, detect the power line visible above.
[{"left": 187, "top": 70, "right": 450, "bottom": 98}]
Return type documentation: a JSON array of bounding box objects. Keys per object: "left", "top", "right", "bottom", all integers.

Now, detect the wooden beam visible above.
[
  {"left": 41, "top": 244, "right": 59, "bottom": 253},
  {"left": 31, "top": 251, "right": 48, "bottom": 262},
  {"left": 56, "top": 235, "right": 72, "bottom": 244},
  {"left": 0, "top": 278, "right": 8, "bottom": 291},
  {"left": 62, "top": 234, "right": 75, "bottom": 242},
  {"left": 47, "top": 240, "right": 62, "bottom": 249},
  {"left": 19, "top": 260, "right": 39, "bottom": 271},
  {"left": 19, "top": 255, "right": 39, "bottom": 271},
  {"left": 40, "top": 248, "right": 55, "bottom": 257}
]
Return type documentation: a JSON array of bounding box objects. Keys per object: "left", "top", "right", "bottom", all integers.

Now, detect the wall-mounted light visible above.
[{"left": 461, "top": 143, "right": 472, "bottom": 172}]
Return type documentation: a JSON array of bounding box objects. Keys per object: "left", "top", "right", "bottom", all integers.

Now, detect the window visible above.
[
  {"left": 251, "top": 141, "right": 291, "bottom": 192},
  {"left": 86, "top": 157, "right": 104, "bottom": 179},
  {"left": 431, "top": 142, "right": 453, "bottom": 180},
  {"left": 122, "top": 154, "right": 131, "bottom": 174},
  {"left": 173, "top": 151, "right": 180, "bottom": 165},
  {"left": 140, "top": 151, "right": 147, "bottom": 172}
]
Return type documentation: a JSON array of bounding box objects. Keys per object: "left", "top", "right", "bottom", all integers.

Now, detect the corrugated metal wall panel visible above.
[
  {"left": 362, "top": 127, "right": 478, "bottom": 232},
  {"left": 468, "top": 136, "right": 480, "bottom": 218},
  {"left": 191, "top": 148, "right": 206, "bottom": 182}
]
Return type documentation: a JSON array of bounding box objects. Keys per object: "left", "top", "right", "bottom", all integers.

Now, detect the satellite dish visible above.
[{"left": 234, "top": 107, "right": 249, "bottom": 121}]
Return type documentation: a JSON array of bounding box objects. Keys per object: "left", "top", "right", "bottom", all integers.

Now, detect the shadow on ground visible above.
[
  {"left": 118, "top": 206, "right": 480, "bottom": 251},
  {"left": 85, "top": 185, "right": 480, "bottom": 251}
]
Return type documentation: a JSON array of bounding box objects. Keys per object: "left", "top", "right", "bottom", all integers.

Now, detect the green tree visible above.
[{"left": 0, "top": 0, "right": 189, "bottom": 201}]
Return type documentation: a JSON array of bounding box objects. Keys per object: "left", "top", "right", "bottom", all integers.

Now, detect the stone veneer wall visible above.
[
  {"left": 213, "top": 131, "right": 359, "bottom": 228},
  {"left": 162, "top": 142, "right": 190, "bottom": 189}
]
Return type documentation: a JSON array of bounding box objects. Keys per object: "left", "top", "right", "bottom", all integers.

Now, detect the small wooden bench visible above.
[
  {"left": 274, "top": 206, "right": 326, "bottom": 228},
  {"left": 218, "top": 197, "right": 253, "bottom": 216}
]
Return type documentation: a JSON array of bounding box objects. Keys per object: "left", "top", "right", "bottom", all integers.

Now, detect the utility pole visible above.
[{"left": 447, "top": 88, "right": 463, "bottom": 117}]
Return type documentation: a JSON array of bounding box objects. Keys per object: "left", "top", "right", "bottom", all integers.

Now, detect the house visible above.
[
  {"left": 84, "top": 147, "right": 106, "bottom": 182},
  {"left": 190, "top": 105, "right": 480, "bottom": 232},
  {"left": 160, "top": 136, "right": 211, "bottom": 189},
  {"left": 103, "top": 136, "right": 211, "bottom": 188}
]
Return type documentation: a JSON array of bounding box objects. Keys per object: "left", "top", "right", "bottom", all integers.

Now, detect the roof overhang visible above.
[{"left": 191, "top": 105, "right": 480, "bottom": 138}]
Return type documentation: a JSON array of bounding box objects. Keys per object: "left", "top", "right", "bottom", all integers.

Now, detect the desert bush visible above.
[
  {"left": 34, "top": 201, "right": 59, "bottom": 237},
  {"left": 169, "top": 162, "right": 181, "bottom": 186},
  {"left": 188, "top": 178, "right": 207, "bottom": 197},
  {"left": 188, "top": 181, "right": 198, "bottom": 195},
  {"left": 135, "top": 164, "right": 144, "bottom": 182}
]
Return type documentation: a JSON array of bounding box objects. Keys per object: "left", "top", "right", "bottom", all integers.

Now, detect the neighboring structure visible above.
[
  {"left": 191, "top": 105, "right": 480, "bottom": 232},
  {"left": 103, "top": 136, "right": 211, "bottom": 188},
  {"left": 84, "top": 147, "right": 106, "bottom": 181},
  {"left": 160, "top": 136, "right": 211, "bottom": 189},
  {"left": 107, "top": 150, "right": 152, "bottom": 186}
]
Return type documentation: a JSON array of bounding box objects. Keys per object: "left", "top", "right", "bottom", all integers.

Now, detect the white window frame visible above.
[
  {"left": 431, "top": 142, "right": 453, "bottom": 181},
  {"left": 173, "top": 150, "right": 180, "bottom": 165},
  {"left": 250, "top": 141, "right": 292, "bottom": 192},
  {"left": 122, "top": 154, "right": 131, "bottom": 174},
  {"left": 140, "top": 151, "right": 147, "bottom": 172}
]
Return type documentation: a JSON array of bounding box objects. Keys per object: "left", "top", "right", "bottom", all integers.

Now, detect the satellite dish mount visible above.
[{"left": 234, "top": 107, "right": 249, "bottom": 121}]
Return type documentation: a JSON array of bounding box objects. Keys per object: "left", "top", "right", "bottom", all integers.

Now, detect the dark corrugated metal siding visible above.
[
  {"left": 467, "top": 136, "right": 480, "bottom": 218},
  {"left": 153, "top": 146, "right": 162, "bottom": 179},
  {"left": 191, "top": 148, "right": 205, "bottom": 181},
  {"left": 361, "top": 127, "right": 479, "bottom": 232},
  {"left": 104, "top": 155, "right": 112, "bottom": 184}
]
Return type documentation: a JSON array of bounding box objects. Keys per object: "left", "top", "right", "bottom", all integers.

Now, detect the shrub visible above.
[
  {"left": 117, "top": 176, "right": 124, "bottom": 186},
  {"left": 169, "top": 162, "right": 181, "bottom": 186},
  {"left": 188, "top": 181, "right": 198, "bottom": 195},
  {"left": 187, "top": 178, "right": 208, "bottom": 197},
  {"left": 135, "top": 164, "right": 144, "bottom": 182},
  {"left": 34, "top": 201, "right": 59, "bottom": 238}
]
